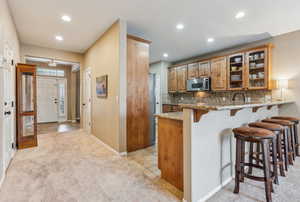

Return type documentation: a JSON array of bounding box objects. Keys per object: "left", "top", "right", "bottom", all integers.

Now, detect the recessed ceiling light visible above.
[
  {"left": 55, "top": 35, "right": 64, "bottom": 41},
  {"left": 163, "top": 53, "right": 169, "bottom": 58},
  {"left": 176, "top": 24, "right": 184, "bottom": 30},
  {"left": 62, "top": 15, "right": 71, "bottom": 22},
  {"left": 207, "top": 38, "right": 214, "bottom": 43},
  {"left": 235, "top": 11, "right": 245, "bottom": 19}
]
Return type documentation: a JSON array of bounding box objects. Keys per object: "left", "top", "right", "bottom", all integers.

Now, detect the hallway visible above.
[
  {"left": 0, "top": 130, "right": 179, "bottom": 202},
  {"left": 37, "top": 122, "right": 80, "bottom": 135}
]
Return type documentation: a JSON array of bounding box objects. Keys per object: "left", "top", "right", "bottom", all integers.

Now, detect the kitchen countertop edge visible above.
[{"left": 179, "top": 100, "right": 294, "bottom": 111}]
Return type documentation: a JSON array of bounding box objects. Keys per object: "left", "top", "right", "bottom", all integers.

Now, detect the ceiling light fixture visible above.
[
  {"left": 55, "top": 35, "right": 64, "bottom": 41},
  {"left": 163, "top": 53, "right": 169, "bottom": 58},
  {"left": 235, "top": 11, "right": 245, "bottom": 19},
  {"left": 62, "top": 15, "right": 71, "bottom": 22},
  {"left": 176, "top": 23, "right": 184, "bottom": 30},
  {"left": 207, "top": 38, "right": 214, "bottom": 43}
]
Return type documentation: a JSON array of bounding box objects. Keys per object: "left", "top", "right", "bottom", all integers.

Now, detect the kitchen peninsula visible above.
[{"left": 156, "top": 100, "right": 294, "bottom": 202}]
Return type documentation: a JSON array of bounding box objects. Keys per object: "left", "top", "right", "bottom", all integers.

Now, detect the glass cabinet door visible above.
[
  {"left": 21, "top": 72, "right": 34, "bottom": 112},
  {"left": 228, "top": 53, "right": 245, "bottom": 90},
  {"left": 16, "top": 64, "right": 38, "bottom": 149},
  {"left": 246, "top": 48, "right": 268, "bottom": 89}
]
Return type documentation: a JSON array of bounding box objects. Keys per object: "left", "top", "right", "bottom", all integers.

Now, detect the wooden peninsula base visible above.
[{"left": 157, "top": 115, "right": 183, "bottom": 191}]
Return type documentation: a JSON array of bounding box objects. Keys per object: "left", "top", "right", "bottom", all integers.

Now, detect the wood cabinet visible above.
[
  {"left": 176, "top": 65, "right": 187, "bottom": 91},
  {"left": 16, "top": 64, "right": 38, "bottom": 149},
  {"left": 162, "top": 104, "right": 182, "bottom": 113},
  {"left": 167, "top": 44, "right": 272, "bottom": 93},
  {"left": 245, "top": 47, "right": 270, "bottom": 90},
  {"left": 211, "top": 57, "right": 227, "bottom": 91},
  {"left": 199, "top": 60, "right": 211, "bottom": 77},
  {"left": 127, "top": 35, "right": 151, "bottom": 152},
  {"left": 158, "top": 117, "right": 183, "bottom": 191},
  {"left": 187, "top": 63, "right": 199, "bottom": 79},
  {"left": 168, "top": 68, "right": 177, "bottom": 92},
  {"left": 228, "top": 53, "right": 245, "bottom": 90}
]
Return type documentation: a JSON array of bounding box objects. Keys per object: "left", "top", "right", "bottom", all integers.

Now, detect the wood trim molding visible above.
[
  {"left": 252, "top": 106, "right": 263, "bottom": 113},
  {"left": 127, "top": 34, "right": 152, "bottom": 44},
  {"left": 169, "top": 43, "right": 273, "bottom": 69},
  {"left": 193, "top": 109, "right": 209, "bottom": 122},
  {"left": 230, "top": 108, "right": 242, "bottom": 116}
]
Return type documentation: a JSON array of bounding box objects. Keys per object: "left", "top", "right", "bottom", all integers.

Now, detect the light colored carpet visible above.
[
  {"left": 208, "top": 158, "right": 300, "bottom": 202},
  {"left": 0, "top": 130, "right": 179, "bottom": 202}
]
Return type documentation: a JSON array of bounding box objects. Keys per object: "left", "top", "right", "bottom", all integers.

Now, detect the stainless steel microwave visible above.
[{"left": 187, "top": 77, "right": 210, "bottom": 91}]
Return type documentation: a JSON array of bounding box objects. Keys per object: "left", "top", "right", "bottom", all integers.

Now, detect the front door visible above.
[{"left": 37, "top": 77, "right": 58, "bottom": 123}]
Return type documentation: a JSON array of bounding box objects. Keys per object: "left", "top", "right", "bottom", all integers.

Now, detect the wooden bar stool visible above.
[
  {"left": 272, "top": 116, "right": 300, "bottom": 156},
  {"left": 233, "top": 127, "right": 275, "bottom": 202},
  {"left": 263, "top": 118, "right": 295, "bottom": 166},
  {"left": 248, "top": 122, "right": 285, "bottom": 183}
]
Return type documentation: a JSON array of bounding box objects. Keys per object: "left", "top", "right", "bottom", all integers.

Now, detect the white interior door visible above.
[
  {"left": 83, "top": 68, "right": 92, "bottom": 134},
  {"left": 37, "top": 77, "right": 58, "bottom": 123},
  {"left": 1, "top": 43, "right": 15, "bottom": 171}
]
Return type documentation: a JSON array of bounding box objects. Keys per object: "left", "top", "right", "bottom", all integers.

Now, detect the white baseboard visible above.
[
  {"left": 89, "top": 134, "right": 127, "bottom": 156},
  {"left": 197, "top": 177, "right": 233, "bottom": 202}
]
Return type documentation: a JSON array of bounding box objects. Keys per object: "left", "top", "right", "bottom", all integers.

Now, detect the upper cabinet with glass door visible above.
[
  {"left": 228, "top": 53, "right": 245, "bottom": 90},
  {"left": 245, "top": 45, "right": 272, "bottom": 90}
]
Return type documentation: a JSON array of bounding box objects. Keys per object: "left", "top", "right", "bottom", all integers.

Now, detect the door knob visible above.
[
  {"left": 82, "top": 103, "right": 86, "bottom": 106},
  {"left": 4, "top": 111, "right": 11, "bottom": 115}
]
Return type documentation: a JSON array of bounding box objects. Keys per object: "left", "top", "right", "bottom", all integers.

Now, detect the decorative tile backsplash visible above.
[{"left": 162, "top": 90, "right": 273, "bottom": 105}]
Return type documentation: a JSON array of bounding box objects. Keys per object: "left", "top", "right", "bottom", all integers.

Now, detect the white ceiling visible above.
[{"left": 8, "top": 0, "right": 300, "bottom": 63}]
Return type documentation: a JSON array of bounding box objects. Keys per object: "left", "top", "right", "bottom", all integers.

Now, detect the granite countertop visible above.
[
  {"left": 155, "top": 112, "right": 183, "bottom": 121},
  {"left": 179, "top": 100, "right": 294, "bottom": 111}
]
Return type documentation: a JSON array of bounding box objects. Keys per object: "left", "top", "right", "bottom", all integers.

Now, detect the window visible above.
[{"left": 37, "top": 68, "right": 65, "bottom": 77}]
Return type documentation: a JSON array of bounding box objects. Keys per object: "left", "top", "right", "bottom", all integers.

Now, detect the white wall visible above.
[
  {"left": 83, "top": 20, "right": 127, "bottom": 153},
  {"left": 150, "top": 61, "right": 171, "bottom": 113},
  {"left": 0, "top": 0, "right": 20, "bottom": 185},
  {"left": 183, "top": 106, "right": 279, "bottom": 202}
]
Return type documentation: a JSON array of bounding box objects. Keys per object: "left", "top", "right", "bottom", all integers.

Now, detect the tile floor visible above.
[
  {"left": 37, "top": 121, "right": 80, "bottom": 135},
  {"left": 126, "top": 145, "right": 183, "bottom": 199}
]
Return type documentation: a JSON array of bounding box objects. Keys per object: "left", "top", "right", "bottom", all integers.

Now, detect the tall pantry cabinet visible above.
[{"left": 126, "top": 35, "right": 152, "bottom": 152}]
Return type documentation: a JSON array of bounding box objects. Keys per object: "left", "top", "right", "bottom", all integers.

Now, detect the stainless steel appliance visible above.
[
  {"left": 148, "top": 73, "right": 156, "bottom": 145},
  {"left": 187, "top": 77, "right": 210, "bottom": 91}
]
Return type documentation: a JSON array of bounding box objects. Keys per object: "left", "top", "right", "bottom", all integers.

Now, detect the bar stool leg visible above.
[
  {"left": 234, "top": 138, "right": 242, "bottom": 194},
  {"left": 290, "top": 126, "right": 296, "bottom": 160},
  {"left": 271, "top": 138, "right": 278, "bottom": 184},
  {"left": 240, "top": 140, "right": 245, "bottom": 182},
  {"left": 294, "top": 124, "right": 300, "bottom": 156},
  {"left": 283, "top": 130, "right": 289, "bottom": 171},
  {"left": 256, "top": 143, "right": 261, "bottom": 166},
  {"left": 287, "top": 128, "right": 294, "bottom": 165},
  {"left": 277, "top": 133, "right": 285, "bottom": 177},
  {"left": 248, "top": 142, "right": 254, "bottom": 175},
  {"left": 262, "top": 139, "right": 272, "bottom": 202}
]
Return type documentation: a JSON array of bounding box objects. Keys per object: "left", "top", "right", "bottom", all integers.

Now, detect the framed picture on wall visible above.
[{"left": 96, "top": 75, "right": 108, "bottom": 98}]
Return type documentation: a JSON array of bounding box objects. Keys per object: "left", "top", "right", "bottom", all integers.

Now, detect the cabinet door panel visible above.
[
  {"left": 199, "top": 61, "right": 211, "bottom": 77},
  {"left": 211, "top": 57, "right": 227, "bottom": 91},
  {"left": 176, "top": 65, "right": 187, "bottom": 91},
  {"left": 245, "top": 48, "right": 269, "bottom": 90},
  {"left": 168, "top": 68, "right": 177, "bottom": 92},
  {"left": 187, "top": 63, "right": 199, "bottom": 79}
]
